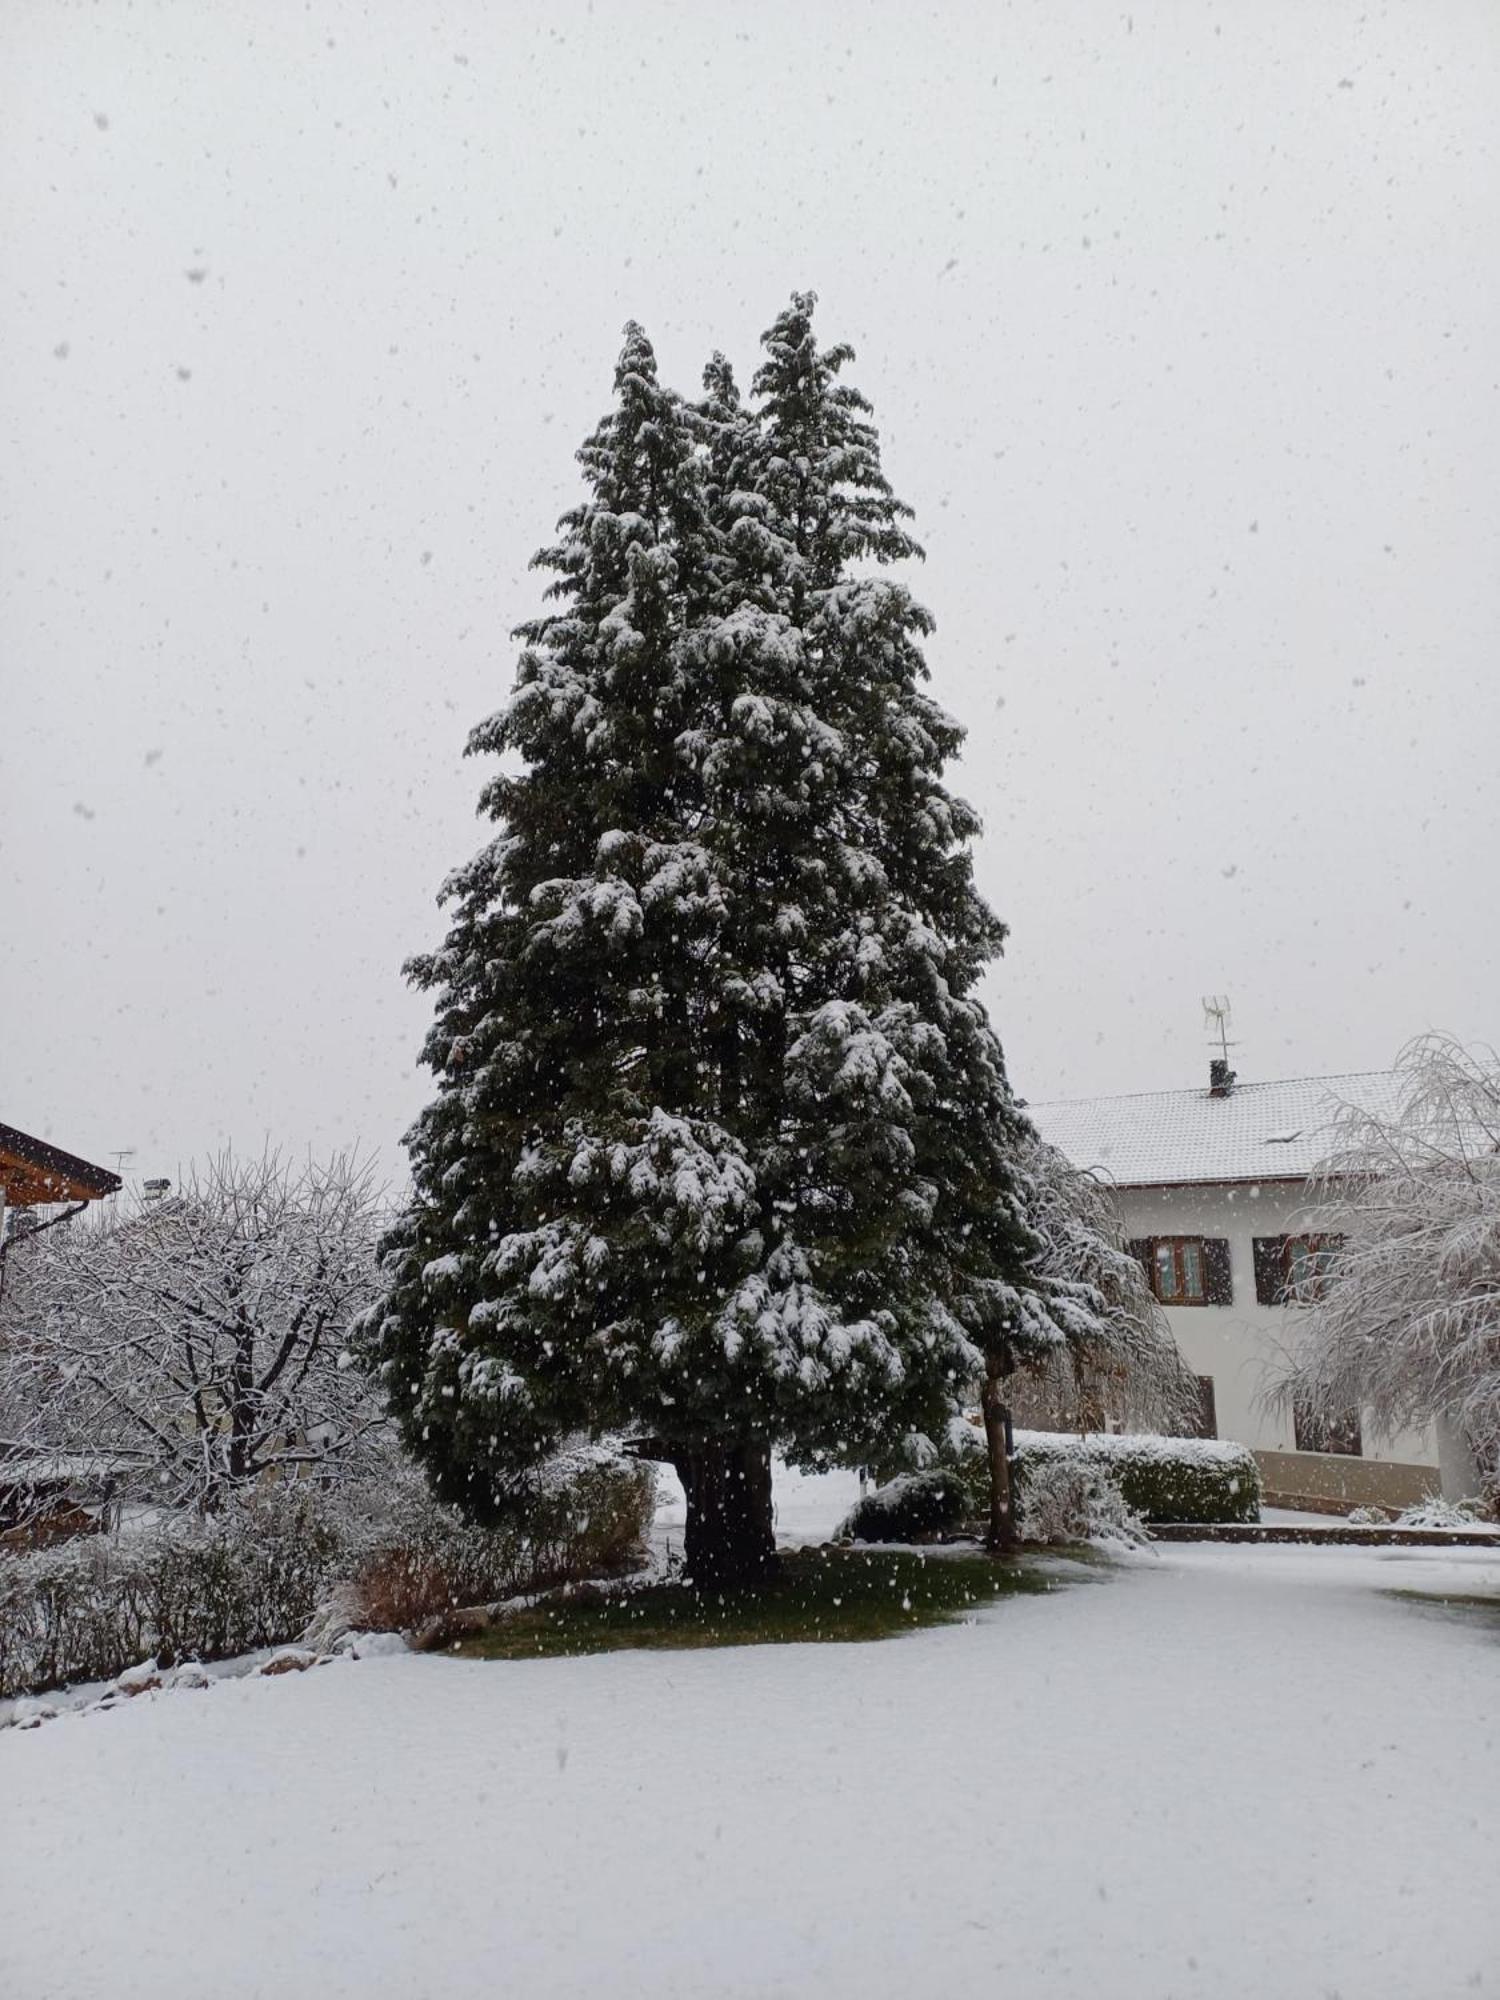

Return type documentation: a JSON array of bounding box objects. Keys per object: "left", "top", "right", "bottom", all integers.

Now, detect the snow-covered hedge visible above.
[
  {"left": 0, "top": 1493, "right": 342, "bottom": 1698},
  {"left": 836, "top": 1469, "right": 968, "bottom": 1544},
  {"left": 0, "top": 1446, "right": 654, "bottom": 1699},
  {"left": 1013, "top": 1431, "right": 1261, "bottom": 1525}
]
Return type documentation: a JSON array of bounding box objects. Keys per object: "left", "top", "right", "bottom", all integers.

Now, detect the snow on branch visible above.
[
  {"left": 1010, "top": 1137, "right": 1201, "bottom": 1434},
  {"left": 1273, "top": 1034, "right": 1500, "bottom": 1481},
  {"left": 0, "top": 1149, "right": 389, "bottom": 1513}
]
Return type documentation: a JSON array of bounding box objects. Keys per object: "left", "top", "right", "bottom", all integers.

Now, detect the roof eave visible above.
[
  {"left": 1108, "top": 1171, "right": 1332, "bottom": 1193},
  {"left": 0, "top": 1123, "right": 122, "bottom": 1204}
]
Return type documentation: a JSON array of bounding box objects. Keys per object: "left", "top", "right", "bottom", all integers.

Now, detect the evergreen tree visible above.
[
  {"left": 368, "top": 300, "right": 1066, "bottom": 1580},
  {"left": 718, "top": 293, "right": 1055, "bottom": 1549}
]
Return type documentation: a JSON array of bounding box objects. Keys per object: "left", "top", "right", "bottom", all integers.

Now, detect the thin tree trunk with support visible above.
[{"left": 980, "top": 1357, "right": 1020, "bottom": 1554}]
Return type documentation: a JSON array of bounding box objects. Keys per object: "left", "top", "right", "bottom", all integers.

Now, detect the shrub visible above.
[
  {"left": 0, "top": 1490, "right": 342, "bottom": 1698},
  {"left": 1392, "top": 1496, "right": 1493, "bottom": 1532},
  {"left": 339, "top": 1446, "right": 655, "bottom": 1635},
  {"left": 1016, "top": 1458, "right": 1148, "bottom": 1547},
  {"left": 1013, "top": 1431, "right": 1261, "bottom": 1525},
  {"left": 0, "top": 1443, "right": 655, "bottom": 1699},
  {"left": 836, "top": 1469, "right": 968, "bottom": 1544}
]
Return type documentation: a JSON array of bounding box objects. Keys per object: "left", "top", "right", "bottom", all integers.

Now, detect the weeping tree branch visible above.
[
  {"left": 1272, "top": 1034, "right": 1500, "bottom": 1488},
  {"left": 1008, "top": 1137, "right": 1201, "bottom": 1437}
]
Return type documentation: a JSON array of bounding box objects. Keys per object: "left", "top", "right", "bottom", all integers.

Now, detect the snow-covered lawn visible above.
[{"left": 4, "top": 1492, "right": 1497, "bottom": 2000}]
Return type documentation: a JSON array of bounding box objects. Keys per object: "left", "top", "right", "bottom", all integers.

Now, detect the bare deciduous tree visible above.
[
  {"left": 0, "top": 1150, "right": 388, "bottom": 1511},
  {"left": 1276, "top": 1034, "right": 1500, "bottom": 1490}
]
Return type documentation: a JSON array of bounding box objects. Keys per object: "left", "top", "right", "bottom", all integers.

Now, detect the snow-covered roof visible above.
[
  {"left": 1029, "top": 1070, "right": 1407, "bottom": 1190},
  {"left": 0, "top": 1453, "right": 142, "bottom": 1489}
]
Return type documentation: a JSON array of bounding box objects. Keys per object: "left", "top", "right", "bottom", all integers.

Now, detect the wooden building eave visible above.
[{"left": 0, "top": 1123, "right": 122, "bottom": 1205}]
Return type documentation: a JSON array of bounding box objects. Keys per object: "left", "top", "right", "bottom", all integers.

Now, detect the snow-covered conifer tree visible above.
[
  {"left": 711, "top": 294, "right": 1059, "bottom": 1550},
  {"left": 368, "top": 302, "right": 1069, "bottom": 1578}
]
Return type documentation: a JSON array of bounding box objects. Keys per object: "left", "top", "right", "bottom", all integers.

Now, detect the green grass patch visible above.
[{"left": 454, "top": 1545, "right": 1082, "bottom": 1661}]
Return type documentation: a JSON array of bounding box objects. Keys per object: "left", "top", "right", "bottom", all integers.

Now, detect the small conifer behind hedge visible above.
[{"left": 836, "top": 1469, "right": 969, "bottom": 1544}]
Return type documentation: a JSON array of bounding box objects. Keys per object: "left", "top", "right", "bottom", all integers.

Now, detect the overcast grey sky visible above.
[{"left": 4, "top": 0, "right": 1496, "bottom": 1187}]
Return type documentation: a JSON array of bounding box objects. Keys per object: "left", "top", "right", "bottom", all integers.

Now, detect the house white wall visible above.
[{"left": 1116, "top": 1180, "right": 1444, "bottom": 1504}]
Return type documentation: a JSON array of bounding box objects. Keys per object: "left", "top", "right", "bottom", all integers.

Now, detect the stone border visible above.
[{"left": 1151, "top": 1522, "right": 1500, "bottom": 1548}]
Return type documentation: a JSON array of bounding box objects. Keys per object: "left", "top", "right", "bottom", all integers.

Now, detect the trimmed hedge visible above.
[
  {"left": 836, "top": 1469, "right": 968, "bottom": 1544},
  {"left": 1013, "top": 1430, "right": 1261, "bottom": 1526}
]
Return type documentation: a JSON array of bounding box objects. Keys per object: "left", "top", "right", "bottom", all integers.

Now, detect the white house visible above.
[{"left": 1031, "top": 1063, "right": 1459, "bottom": 1513}]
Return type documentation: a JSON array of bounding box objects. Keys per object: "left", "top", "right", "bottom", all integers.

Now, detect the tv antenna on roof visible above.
[{"left": 1201, "top": 996, "right": 1238, "bottom": 1066}]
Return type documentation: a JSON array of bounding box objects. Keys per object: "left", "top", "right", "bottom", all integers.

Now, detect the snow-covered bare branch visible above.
[
  {"left": 1275, "top": 1034, "right": 1500, "bottom": 1485},
  {"left": 0, "top": 1150, "right": 388, "bottom": 1511}
]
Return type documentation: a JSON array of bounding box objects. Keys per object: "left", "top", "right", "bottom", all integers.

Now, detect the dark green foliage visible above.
[
  {"left": 836, "top": 1468, "right": 969, "bottom": 1543},
  {"left": 366, "top": 295, "right": 1055, "bottom": 1569}
]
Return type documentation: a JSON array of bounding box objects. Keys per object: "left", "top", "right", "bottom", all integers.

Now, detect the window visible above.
[
  {"left": 1253, "top": 1234, "right": 1345, "bottom": 1306},
  {"left": 1130, "top": 1236, "right": 1233, "bottom": 1306},
  {"left": 1154, "top": 1237, "right": 1205, "bottom": 1304},
  {"left": 1293, "top": 1396, "right": 1362, "bottom": 1457},
  {"left": 1284, "top": 1235, "right": 1340, "bottom": 1302}
]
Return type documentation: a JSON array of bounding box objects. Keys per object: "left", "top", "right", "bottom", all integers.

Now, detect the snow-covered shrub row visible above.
[
  {"left": 1012, "top": 1431, "right": 1261, "bottom": 1525},
  {"left": 836, "top": 1470, "right": 968, "bottom": 1544},
  {"left": 848, "top": 1425, "right": 1239, "bottom": 1544},
  {"left": 0, "top": 1446, "right": 654, "bottom": 1699},
  {"left": 1015, "top": 1458, "right": 1147, "bottom": 1548},
  {"left": 0, "top": 1490, "right": 343, "bottom": 1698},
  {"left": 342, "top": 1445, "right": 655, "bottom": 1636}
]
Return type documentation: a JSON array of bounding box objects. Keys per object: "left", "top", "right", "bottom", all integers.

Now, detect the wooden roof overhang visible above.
[{"left": 0, "top": 1123, "right": 122, "bottom": 1205}]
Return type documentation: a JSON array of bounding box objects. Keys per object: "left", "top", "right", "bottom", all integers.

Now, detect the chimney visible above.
[{"left": 1209, "top": 1059, "right": 1236, "bottom": 1098}]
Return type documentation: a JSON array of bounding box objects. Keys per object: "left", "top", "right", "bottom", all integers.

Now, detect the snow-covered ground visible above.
[{"left": 4, "top": 1475, "right": 1497, "bottom": 2000}]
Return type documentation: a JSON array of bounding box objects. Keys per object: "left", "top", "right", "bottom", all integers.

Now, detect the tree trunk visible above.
[
  {"left": 671, "top": 1439, "right": 777, "bottom": 1588},
  {"left": 980, "top": 1360, "right": 1020, "bottom": 1555}
]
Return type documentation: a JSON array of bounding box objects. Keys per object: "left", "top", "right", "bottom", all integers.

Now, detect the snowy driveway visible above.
[{"left": 3, "top": 1543, "right": 1496, "bottom": 2000}]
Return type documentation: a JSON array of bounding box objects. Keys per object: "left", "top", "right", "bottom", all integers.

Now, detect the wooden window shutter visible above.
[
  {"left": 1252, "top": 1236, "right": 1287, "bottom": 1306},
  {"left": 1202, "top": 1238, "right": 1233, "bottom": 1304},
  {"left": 1125, "top": 1239, "right": 1155, "bottom": 1291}
]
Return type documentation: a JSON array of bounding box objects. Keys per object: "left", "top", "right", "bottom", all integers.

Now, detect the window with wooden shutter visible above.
[
  {"left": 1145, "top": 1237, "right": 1219, "bottom": 1306},
  {"left": 1201, "top": 1238, "right": 1233, "bottom": 1305},
  {"left": 1254, "top": 1235, "right": 1345, "bottom": 1306},
  {"left": 1293, "top": 1396, "right": 1362, "bottom": 1457},
  {"left": 1138, "top": 1238, "right": 1232, "bottom": 1307},
  {"left": 1283, "top": 1234, "right": 1344, "bottom": 1303},
  {"left": 1253, "top": 1236, "right": 1288, "bottom": 1305}
]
